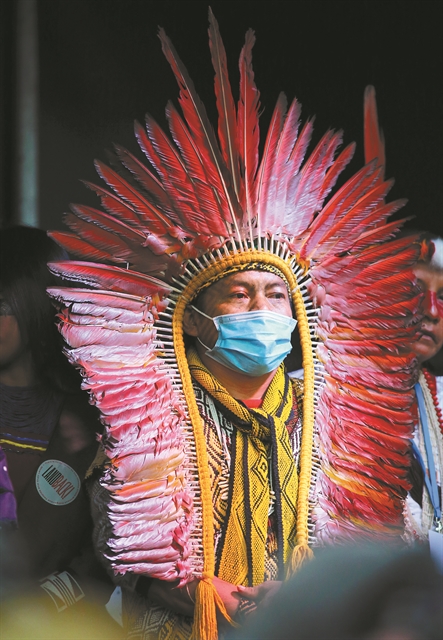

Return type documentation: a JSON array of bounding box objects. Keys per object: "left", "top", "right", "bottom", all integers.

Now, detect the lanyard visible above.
[{"left": 413, "top": 383, "right": 442, "bottom": 525}]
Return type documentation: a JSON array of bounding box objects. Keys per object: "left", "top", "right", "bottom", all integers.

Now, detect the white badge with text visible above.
[{"left": 36, "top": 460, "right": 80, "bottom": 506}]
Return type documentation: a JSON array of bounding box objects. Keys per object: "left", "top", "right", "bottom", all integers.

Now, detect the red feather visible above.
[
  {"left": 309, "top": 179, "right": 395, "bottom": 259},
  {"left": 347, "top": 214, "right": 410, "bottom": 253},
  {"left": 114, "top": 143, "right": 179, "bottom": 220},
  {"left": 134, "top": 120, "right": 186, "bottom": 230},
  {"left": 69, "top": 204, "right": 147, "bottom": 243},
  {"left": 208, "top": 8, "right": 241, "bottom": 201},
  {"left": 94, "top": 160, "right": 173, "bottom": 234},
  {"left": 281, "top": 118, "right": 315, "bottom": 236},
  {"left": 83, "top": 181, "right": 142, "bottom": 228},
  {"left": 254, "top": 92, "right": 287, "bottom": 235},
  {"left": 289, "top": 129, "right": 342, "bottom": 230},
  {"left": 144, "top": 113, "right": 213, "bottom": 232},
  {"left": 49, "top": 231, "right": 116, "bottom": 263},
  {"left": 364, "top": 85, "right": 385, "bottom": 176},
  {"left": 158, "top": 28, "right": 240, "bottom": 232},
  {"left": 265, "top": 98, "right": 302, "bottom": 230},
  {"left": 166, "top": 103, "right": 230, "bottom": 236},
  {"left": 63, "top": 212, "right": 136, "bottom": 259},
  {"left": 237, "top": 28, "right": 260, "bottom": 219},
  {"left": 298, "top": 161, "right": 381, "bottom": 260},
  {"left": 316, "top": 142, "right": 356, "bottom": 205},
  {"left": 48, "top": 261, "right": 171, "bottom": 298}
]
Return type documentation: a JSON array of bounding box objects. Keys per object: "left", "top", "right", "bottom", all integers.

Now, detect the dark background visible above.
[{"left": 1, "top": 0, "right": 442, "bottom": 234}]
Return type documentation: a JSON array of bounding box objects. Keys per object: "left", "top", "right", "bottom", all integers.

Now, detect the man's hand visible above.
[
  {"left": 237, "top": 580, "right": 282, "bottom": 609},
  {"left": 148, "top": 578, "right": 197, "bottom": 617},
  {"left": 144, "top": 576, "right": 281, "bottom": 627},
  {"left": 212, "top": 576, "right": 243, "bottom": 622},
  {"left": 148, "top": 576, "right": 242, "bottom": 622}
]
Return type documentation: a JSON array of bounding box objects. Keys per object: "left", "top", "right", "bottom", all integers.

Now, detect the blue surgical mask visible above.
[{"left": 191, "top": 307, "right": 297, "bottom": 377}]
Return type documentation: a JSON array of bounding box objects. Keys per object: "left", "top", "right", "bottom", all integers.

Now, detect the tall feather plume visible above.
[
  {"left": 133, "top": 119, "right": 187, "bottom": 230},
  {"left": 237, "top": 27, "right": 260, "bottom": 226},
  {"left": 281, "top": 118, "right": 315, "bottom": 236},
  {"left": 208, "top": 8, "right": 241, "bottom": 202},
  {"left": 158, "top": 27, "right": 241, "bottom": 239},
  {"left": 47, "top": 14, "right": 421, "bottom": 579},
  {"left": 166, "top": 102, "right": 230, "bottom": 236},
  {"left": 289, "top": 129, "right": 343, "bottom": 230},
  {"left": 263, "top": 98, "right": 302, "bottom": 232},
  {"left": 364, "top": 85, "right": 385, "bottom": 177},
  {"left": 144, "top": 114, "right": 209, "bottom": 233},
  {"left": 254, "top": 92, "right": 287, "bottom": 236}
]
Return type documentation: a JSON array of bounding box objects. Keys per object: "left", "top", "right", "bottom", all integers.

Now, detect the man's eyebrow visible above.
[{"left": 263, "top": 281, "right": 288, "bottom": 291}]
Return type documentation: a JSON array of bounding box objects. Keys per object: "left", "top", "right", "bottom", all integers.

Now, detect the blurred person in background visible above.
[
  {"left": 404, "top": 235, "right": 443, "bottom": 565},
  {"left": 229, "top": 543, "right": 441, "bottom": 640},
  {"left": 0, "top": 226, "right": 116, "bottom": 621}
]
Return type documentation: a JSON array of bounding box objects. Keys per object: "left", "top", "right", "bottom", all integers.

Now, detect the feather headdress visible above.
[{"left": 48, "top": 11, "right": 420, "bottom": 639}]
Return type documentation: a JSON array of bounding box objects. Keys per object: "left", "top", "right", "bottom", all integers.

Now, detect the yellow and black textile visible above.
[{"left": 187, "top": 348, "right": 298, "bottom": 586}]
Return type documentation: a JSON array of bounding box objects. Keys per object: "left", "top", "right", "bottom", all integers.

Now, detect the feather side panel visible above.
[
  {"left": 312, "top": 231, "right": 419, "bottom": 542},
  {"left": 50, "top": 286, "right": 195, "bottom": 581}
]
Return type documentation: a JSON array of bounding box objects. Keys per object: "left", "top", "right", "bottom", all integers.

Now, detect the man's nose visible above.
[
  {"left": 424, "top": 290, "right": 439, "bottom": 319},
  {"left": 250, "top": 292, "right": 272, "bottom": 310}
]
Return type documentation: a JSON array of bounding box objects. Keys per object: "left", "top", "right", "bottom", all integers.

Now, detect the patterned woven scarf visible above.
[{"left": 187, "top": 348, "right": 298, "bottom": 586}]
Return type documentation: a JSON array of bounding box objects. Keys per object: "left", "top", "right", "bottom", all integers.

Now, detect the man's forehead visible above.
[{"left": 414, "top": 263, "right": 443, "bottom": 290}]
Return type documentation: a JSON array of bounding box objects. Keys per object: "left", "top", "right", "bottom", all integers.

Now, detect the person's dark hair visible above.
[{"left": 0, "top": 226, "right": 78, "bottom": 390}]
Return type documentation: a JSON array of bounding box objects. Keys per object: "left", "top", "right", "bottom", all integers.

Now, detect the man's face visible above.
[
  {"left": 412, "top": 264, "right": 443, "bottom": 363},
  {"left": 184, "top": 270, "right": 293, "bottom": 349}
]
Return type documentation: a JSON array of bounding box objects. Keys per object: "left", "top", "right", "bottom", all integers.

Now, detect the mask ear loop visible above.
[
  {"left": 191, "top": 305, "right": 214, "bottom": 321},
  {"left": 190, "top": 305, "right": 215, "bottom": 352}
]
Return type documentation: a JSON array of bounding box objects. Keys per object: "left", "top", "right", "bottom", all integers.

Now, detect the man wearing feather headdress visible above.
[
  {"left": 47, "top": 10, "right": 423, "bottom": 640},
  {"left": 405, "top": 236, "right": 443, "bottom": 549}
]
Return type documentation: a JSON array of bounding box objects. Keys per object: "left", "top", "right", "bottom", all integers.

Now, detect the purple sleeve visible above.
[{"left": 0, "top": 446, "right": 17, "bottom": 525}]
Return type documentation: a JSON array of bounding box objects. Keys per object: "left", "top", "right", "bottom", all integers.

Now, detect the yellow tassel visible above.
[
  {"left": 190, "top": 576, "right": 238, "bottom": 640},
  {"left": 286, "top": 543, "right": 314, "bottom": 579}
]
